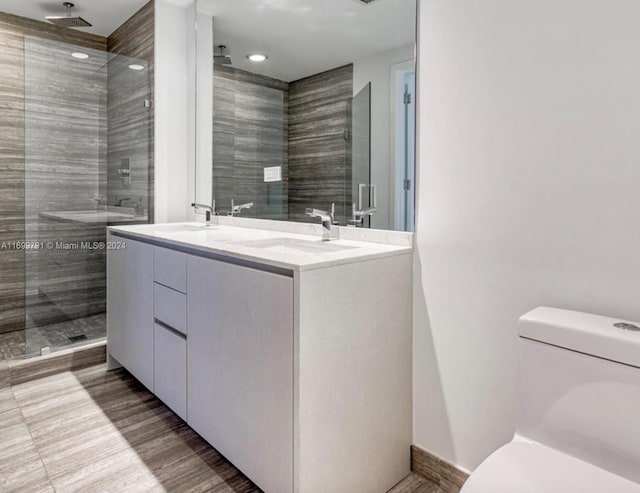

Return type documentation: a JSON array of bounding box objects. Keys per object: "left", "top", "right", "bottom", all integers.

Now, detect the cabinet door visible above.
[
  {"left": 107, "top": 235, "right": 154, "bottom": 390},
  {"left": 154, "top": 323, "right": 186, "bottom": 420},
  {"left": 187, "top": 257, "right": 294, "bottom": 493}
]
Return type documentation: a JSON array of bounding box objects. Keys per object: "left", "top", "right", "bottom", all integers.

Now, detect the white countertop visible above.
[{"left": 108, "top": 221, "right": 413, "bottom": 272}]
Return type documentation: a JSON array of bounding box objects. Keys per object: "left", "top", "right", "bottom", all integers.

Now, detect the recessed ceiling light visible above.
[
  {"left": 128, "top": 64, "right": 145, "bottom": 71},
  {"left": 71, "top": 52, "right": 89, "bottom": 59},
  {"left": 247, "top": 53, "right": 267, "bottom": 62}
]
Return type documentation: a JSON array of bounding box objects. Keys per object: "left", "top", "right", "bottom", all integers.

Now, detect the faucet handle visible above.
[{"left": 330, "top": 203, "right": 340, "bottom": 225}]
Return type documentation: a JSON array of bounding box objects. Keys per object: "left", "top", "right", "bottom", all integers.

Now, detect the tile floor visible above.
[
  {"left": 0, "top": 363, "right": 439, "bottom": 493},
  {"left": 0, "top": 314, "right": 105, "bottom": 360}
]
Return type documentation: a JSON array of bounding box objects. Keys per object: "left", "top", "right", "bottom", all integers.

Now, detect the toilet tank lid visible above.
[{"left": 519, "top": 307, "right": 640, "bottom": 368}]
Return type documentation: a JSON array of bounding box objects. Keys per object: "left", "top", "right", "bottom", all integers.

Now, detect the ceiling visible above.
[
  {"left": 0, "top": 0, "right": 151, "bottom": 37},
  {"left": 198, "top": 0, "right": 416, "bottom": 82}
]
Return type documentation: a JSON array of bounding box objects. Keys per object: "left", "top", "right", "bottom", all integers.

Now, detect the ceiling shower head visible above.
[
  {"left": 46, "top": 2, "right": 92, "bottom": 28},
  {"left": 214, "top": 45, "right": 232, "bottom": 65}
]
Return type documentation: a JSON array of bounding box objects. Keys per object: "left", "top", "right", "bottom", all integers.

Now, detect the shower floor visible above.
[{"left": 0, "top": 313, "right": 105, "bottom": 361}]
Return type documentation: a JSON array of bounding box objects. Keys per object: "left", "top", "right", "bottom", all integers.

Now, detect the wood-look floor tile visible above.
[
  {"left": 12, "top": 374, "right": 134, "bottom": 479},
  {"left": 388, "top": 473, "right": 443, "bottom": 493},
  {"left": 0, "top": 409, "right": 53, "bottom": 493},
  {"left": 34, "top": 422, "right": 134, "bottom": 481},
  {"left": 0, "top": 408, "right": 31, "bottom": 458},
  {"left": 146, "top": 440, "right": 261, "bottom": 493},
  {"left": 0, "top": 387, "right": 17, "bottom": 413},
  {"left": 19, "top": 378, "right": 160, "bottom": 442},
  {"left": 67, "top": 366, "right": 259, "bottom": 492},
  {"left": 49, "top": 445, "right": 164, "bottom": 493},
  {"left": 1, "top": 364, "right": 446, "bottom": 493},
  {"left": 0, "top": 360, "right": 9, "bottom": 389}
]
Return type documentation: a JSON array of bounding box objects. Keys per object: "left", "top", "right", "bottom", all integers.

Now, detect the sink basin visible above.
[
  {"left": 233, "top": 237, "right": 357, "bottom": 255},
  {"left": 153, "top": 225, "right": 271, "bottom": 242},
  {"left": 153, "top": 224, "right": 212, "bottom": 233}
]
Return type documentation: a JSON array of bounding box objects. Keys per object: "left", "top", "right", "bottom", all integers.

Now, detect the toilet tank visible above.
[{"left": 516, "top": 307, "right": 640, "bottom": 485}]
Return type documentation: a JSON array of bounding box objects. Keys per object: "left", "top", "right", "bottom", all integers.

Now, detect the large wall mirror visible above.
[{"left": 194, "top": 0, "right": 416, "bottom": 232}]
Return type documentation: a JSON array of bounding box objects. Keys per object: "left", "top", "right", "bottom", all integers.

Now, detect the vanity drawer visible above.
[
  {"left": 154, "top": 246, "right": 187, "bottom": 293},
  {"left": 154, "top": 322, "right": 186, "bottom": 420},
  {"left": 154, "top": 283, "right": 187, "bottom": 335}
]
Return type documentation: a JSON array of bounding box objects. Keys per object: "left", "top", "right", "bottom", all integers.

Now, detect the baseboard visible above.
[
  {"left": 411, "top": 445, "right": 469, "bottom": 493},
  {"left": 1, "top": 341, "right": 106, "bottom": 387}
]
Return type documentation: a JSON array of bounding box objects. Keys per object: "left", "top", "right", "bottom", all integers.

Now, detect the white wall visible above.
[
  {"left": 353, "top": 45, "right": 414, "bottom": 230},
  {"left": 154, "top": 0, "right": 196, "bottom": 223},
  {"left": 414, "top": 0, "right": 640, "bottom": 472}
]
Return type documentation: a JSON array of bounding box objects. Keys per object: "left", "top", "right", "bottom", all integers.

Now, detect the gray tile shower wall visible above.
[
  {"left": 212, "top": 65, "right": 289, "bottom": 219},
  {"left": 107, "top": 1, "right": 155, "bottom": 221},
  {"left": 0, "top": 13, "right": 107, "bottom": 334},
  {"left": 288, "top": 64, "right": 353, "bottom": 224}
]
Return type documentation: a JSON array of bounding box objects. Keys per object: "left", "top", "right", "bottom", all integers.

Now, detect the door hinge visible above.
[
  {"left": 344, "top": 128, "right": 350, "bottom": 141},
  {"left": 403, "top": 179, "right": 411, "bottom": 191},
  {"left": 404, "top": 92, "right": 412, "bottom": 105}
]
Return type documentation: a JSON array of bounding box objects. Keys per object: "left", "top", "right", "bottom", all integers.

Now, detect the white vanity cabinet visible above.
[
  {"left": 107, "top": 235, "right": 188, "bottom": 420},
  {"left": 187, "top": 256, "right": 294, "bottom": 493},
  {"left": 106, "top": 235, "right": 154, "bottom": 391},
  {"left": 107, "top": 226, "right": 412, "bottom": 493}
]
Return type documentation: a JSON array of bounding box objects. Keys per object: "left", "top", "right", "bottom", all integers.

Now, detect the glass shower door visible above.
[
  {"left": 350, "top": 83, "right": 372, "bottom": 228},
  {"left": 24, "top": 37, "right": 108, "bottom": 355},
  {"left": 23, "top": 37, "right": 151, "bottom": 356}
]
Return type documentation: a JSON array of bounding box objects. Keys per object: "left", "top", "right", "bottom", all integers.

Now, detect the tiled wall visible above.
[
  {"left": 288, "top": 64, "right": 353, "bottom": 224},
  {"left": 212, "top": 65, "right": 289, "bottom": 219},
  {"left": 211, "top": 63, "right": 355, "bottom": 224},
  {"left": 107, "top": 1, "right": 155, "bottom": 220},
  {"left": 0, "top": 13, "right": 106, "bottom": 334}
]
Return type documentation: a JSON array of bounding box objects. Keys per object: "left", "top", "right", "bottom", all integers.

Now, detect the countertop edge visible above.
[{"left": 107, "top": 226, "right": 413, "bottom": 273}]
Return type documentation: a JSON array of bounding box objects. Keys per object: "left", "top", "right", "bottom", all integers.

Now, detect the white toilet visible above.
[{"left": 461, "top": 307, "right": 640, "bottom": 493}]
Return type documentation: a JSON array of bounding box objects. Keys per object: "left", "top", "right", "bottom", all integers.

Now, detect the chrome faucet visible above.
[
  {"left": 349, "top": 203, "right": 377, "bottom": 227},
  {"left": 306, "top": 203, "right": 339, "bottom": 241},
  {"left": 191, "top": 200, "right": 216, "bottom": 226},
  {"left": 349, "top": 183, "right": 377, "bottom": 227},
  {"left": 229, "top": 199, "right": 253, "bottom": 216}
]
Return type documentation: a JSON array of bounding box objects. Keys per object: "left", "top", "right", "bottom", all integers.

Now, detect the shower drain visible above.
[{"left": 68, "top": 334, "right": 88, "bottom": 343}]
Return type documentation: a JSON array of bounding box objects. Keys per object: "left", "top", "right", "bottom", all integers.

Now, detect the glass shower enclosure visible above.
[{"left": 21, "top": 36, "right": 152, "bottom": 357}]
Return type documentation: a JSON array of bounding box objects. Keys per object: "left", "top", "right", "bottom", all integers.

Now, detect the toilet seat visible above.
[{"left": 461, "top": 439, "right": 640, "bottom": 493}]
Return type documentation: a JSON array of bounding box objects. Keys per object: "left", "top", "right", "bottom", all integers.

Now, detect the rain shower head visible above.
[
  {"left": 46, "top": 2, "right": 92, "bottom": 28},
  {"left": 214, "top": 45, "right": 232, "bottom": 65}
]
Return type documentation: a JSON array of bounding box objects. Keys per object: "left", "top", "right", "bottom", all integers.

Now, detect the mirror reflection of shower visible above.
[{"left": 195, "top": 0, "right": 417, "bottom": 232}]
